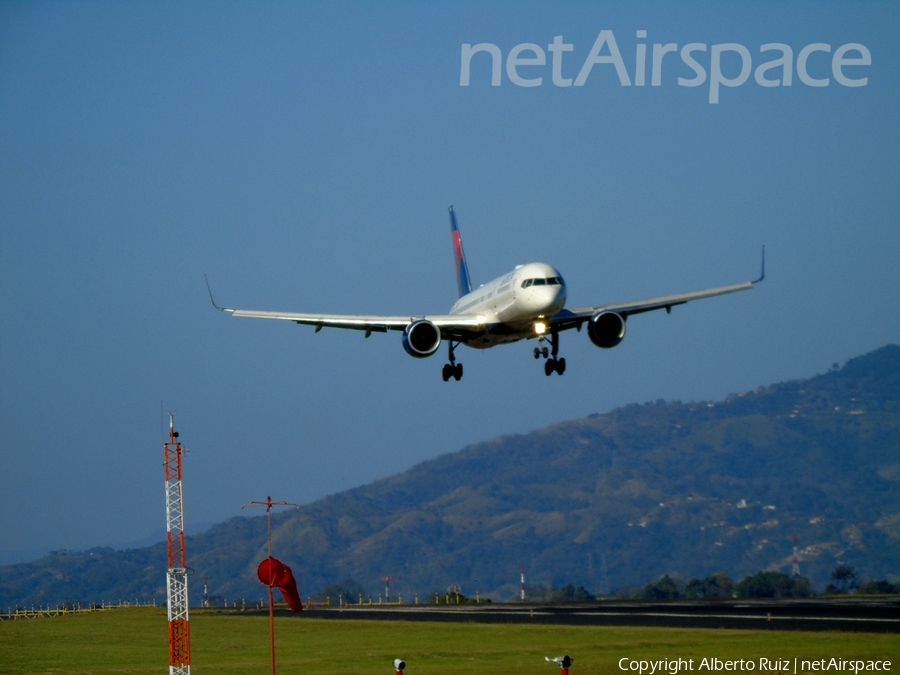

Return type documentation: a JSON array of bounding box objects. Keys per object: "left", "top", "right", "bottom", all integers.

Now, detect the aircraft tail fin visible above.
[{"left": 449, "top": 205, "right": 473, "bottom": 298}]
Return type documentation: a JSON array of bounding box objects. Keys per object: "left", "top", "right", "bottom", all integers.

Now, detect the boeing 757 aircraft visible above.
[{"left": 207, "top": 206, "right": 763, "bottom": 381}]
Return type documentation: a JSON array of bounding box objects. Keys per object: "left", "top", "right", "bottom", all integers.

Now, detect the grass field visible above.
[{"left": 1, "top": 607, "right": 897, "bottom": 674}]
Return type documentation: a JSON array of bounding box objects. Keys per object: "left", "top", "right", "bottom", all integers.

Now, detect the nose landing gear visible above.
[
  {"left": 536, "top": 329, "right": 565, "bottom": 376},
  {"left": 442, "top": 341, "right": 463, "bottom": 381}
]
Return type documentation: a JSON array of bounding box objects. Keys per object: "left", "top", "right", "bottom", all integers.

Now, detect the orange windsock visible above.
[{"left": 257, "top": 557, "right": 303, "bottom": 612}]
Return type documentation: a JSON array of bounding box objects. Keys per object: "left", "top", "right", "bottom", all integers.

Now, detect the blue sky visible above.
[{"left": 1, "top": 1, "right": 898, "bottom": 564}]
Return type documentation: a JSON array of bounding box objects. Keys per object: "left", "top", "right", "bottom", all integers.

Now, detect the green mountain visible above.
[{"left": 3, "top": 345, "right": 898, "bottom": 608}]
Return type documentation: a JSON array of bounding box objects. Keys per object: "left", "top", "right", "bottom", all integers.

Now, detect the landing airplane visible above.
[{"left": 207, "top": 206, "right": 763, "bottom": 381}]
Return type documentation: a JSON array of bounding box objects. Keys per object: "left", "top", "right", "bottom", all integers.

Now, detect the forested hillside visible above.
[{"left": 3, "top": 345, "right": 898, "bottom": 607}]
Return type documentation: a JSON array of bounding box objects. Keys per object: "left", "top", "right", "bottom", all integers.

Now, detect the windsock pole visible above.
[
  {"left": 164, "top": 414, "right": 190, "bottom": 675},
  {"left": 244, "top": 496, "right": 300, "bottom": 675}
]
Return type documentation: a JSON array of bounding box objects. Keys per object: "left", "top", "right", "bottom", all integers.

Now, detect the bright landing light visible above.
[{"left": 534, "top": 321, "right": 547, "bottom": 335}]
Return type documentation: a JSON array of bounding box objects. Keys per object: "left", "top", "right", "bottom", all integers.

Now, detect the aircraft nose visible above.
[
  {"left": 552, "top": 285, "right": 567, "bottom": 310},
  {"left": 530, "top": 285, "right": 566, "bottom": 313}
]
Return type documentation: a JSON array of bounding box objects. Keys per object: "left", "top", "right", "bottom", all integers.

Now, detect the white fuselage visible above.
[{"left": 449, "top": 262, "right": 567, "bottom": 348}]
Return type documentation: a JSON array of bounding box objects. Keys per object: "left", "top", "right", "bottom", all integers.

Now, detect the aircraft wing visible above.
[
  {"left": 205, "top": 277, "right": 483, "bottom": 337},
  {"left": 227, "top": 308, "right": 484, "bottom": 334},
  {"left": 550, "top": 248, "right": 765, "bottom": 332}
]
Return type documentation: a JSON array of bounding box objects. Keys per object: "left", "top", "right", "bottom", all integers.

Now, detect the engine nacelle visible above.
[
  {"left": 402, "top": 319, "right": 441, "bottom": 358},
  {"left": 587, "top": 311, "right": 626, "bottom": 348}
]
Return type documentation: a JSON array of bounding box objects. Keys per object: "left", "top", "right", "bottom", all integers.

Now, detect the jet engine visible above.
[
  {"left": 587, "top": 311, "right": 626, "bottom": 348},
  {"left": 402, "top": 319, "right": 441, "bottom": 358}
]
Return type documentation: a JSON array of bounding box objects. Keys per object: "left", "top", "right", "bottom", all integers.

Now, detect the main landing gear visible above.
[
  {"left": 442, "top": 341, "right": 463, "bottom": 381},
  {"left": 534, "top": 330, "right": 566, "bottom": 376}
]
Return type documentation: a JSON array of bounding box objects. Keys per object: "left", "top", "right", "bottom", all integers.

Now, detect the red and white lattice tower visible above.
[{"left": 164, "top": 414, "right": 191, "bottom": 675}]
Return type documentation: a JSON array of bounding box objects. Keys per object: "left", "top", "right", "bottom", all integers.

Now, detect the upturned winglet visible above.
[
  {"left": 751, "top": 246, "right": 766, "bottom": 284},
  {"left": 204, "top": 274, "right": 233, "bottom": 313}
]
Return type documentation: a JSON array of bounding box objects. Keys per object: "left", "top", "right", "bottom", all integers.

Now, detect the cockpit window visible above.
[{"left": 522, "top": 276, "right": 564, "bottom": 288}]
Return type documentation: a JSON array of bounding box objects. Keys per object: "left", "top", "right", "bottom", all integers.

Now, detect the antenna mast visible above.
[{"left": 164, "top": 414, "right": 191, "bottom": 675}]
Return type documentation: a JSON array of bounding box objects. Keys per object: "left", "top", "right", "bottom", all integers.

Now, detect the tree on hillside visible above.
[
  {"left": 685, "top": 572, "right": 735, "bottom": 599},
  {"left": 635, "top": 575, "right": 680, "bottom": 599},
  {"left": 856, "top": 580, "right": 899, "bottom": 595},
  {"left": 736, "top": 571, "right": 813, "bottom": 599},
  {"left": 552, "top": 584, "right": 595, "bottom": 601},
  {"left": 825, "top": 564, "right": 859, "bottom": 594}
]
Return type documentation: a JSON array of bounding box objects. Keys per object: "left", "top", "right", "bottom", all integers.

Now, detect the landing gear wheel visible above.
[
  {"left": 443, "top": 341, "right": 463, "bottom": 381},
  {"left": 534, "top": 347, "right": 541, "bottom": 359},
  {"left": 540, "top": 329, "right": 565, "bottom": 376},
  {"left": 542, "top": 346, "right": 549, "bottom": 358},
  {"left": 543, "top": 358, "right": 566, "bottom": 376}
]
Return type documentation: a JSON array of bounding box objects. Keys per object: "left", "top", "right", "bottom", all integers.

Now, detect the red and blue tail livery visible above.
[
  {"left": 207, "top": 207, "right": 763, "bottom": 381},
  {"left": 449, "top": 206, "right": 473, "bottom": 298}
]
